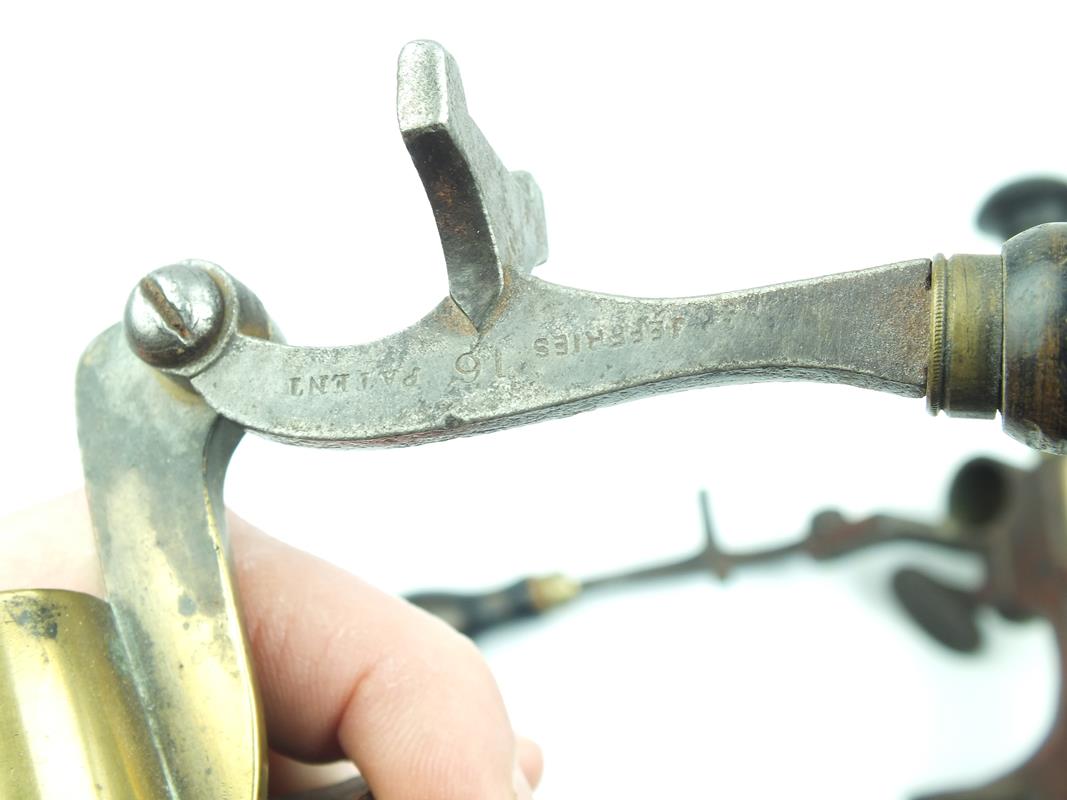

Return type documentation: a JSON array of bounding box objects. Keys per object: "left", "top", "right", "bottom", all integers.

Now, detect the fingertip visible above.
[{"left": 516, "top": 737, "right": 544, "bottom": 789}]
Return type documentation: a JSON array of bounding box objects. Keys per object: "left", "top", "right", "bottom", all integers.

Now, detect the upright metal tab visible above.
[{"left": 398, "top": 40, "right": 548, "bottom": 329}]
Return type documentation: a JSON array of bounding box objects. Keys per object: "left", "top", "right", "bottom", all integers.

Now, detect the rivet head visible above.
[{"left": 124, "top": 264, "right": 225, "bottom": 368}]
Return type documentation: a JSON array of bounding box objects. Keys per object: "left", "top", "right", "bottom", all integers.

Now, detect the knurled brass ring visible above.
[{"left": 926, "top": 253, "right": 948, "bottom": 415}]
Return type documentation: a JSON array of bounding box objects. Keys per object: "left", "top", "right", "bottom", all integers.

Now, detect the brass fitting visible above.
[
  {"left": 926, "top": 252, "right": 1003, "bottom": 419},
  {"left": 929, "top": 222, "right": 1067, "bottom": 454}
]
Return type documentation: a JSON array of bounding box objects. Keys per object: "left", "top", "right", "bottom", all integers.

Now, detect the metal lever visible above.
[
  {"left": 398, "top": 40, "right": 548, "bottom": 328},
  {"left": 10, "top": 39, "right": 1067, "bottom": 800},
  {"left": 123, "top": 41, "right": 1067, "bottom": 455}
]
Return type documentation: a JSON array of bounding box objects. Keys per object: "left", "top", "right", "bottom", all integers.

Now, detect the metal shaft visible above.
[{"left": 187, "top": 258, "right": 931, "bottom": 446}]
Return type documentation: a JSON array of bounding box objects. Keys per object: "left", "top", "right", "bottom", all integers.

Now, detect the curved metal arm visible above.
[
  {"left": 189, "top": 259, "right": 930, "bottom": 446},
  {"left": 71, "top": 324, "right": 265, "bottom": 799},
  {"left": 35, "top": 36, "right": 1067, "bottom": 800},
  {"left": 118, "top": 40, "right": 1067, "bottom": 455},
  {"left": 181, "top": 40, "right": 933, "bottom": 448}
]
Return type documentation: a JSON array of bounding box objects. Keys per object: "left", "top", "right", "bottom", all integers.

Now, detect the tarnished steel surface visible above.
[
  {"left": 189, "top": 259, "right": 932, "bottom": 446},
  {"left": 76, "top": 325, "right": 266, "bottom": 799},
  {"left": 124, "top": 263, "right": 227, "bottom": 369},
  {"left": 398, "top": 40, "right": 547, "bottom": 329}
]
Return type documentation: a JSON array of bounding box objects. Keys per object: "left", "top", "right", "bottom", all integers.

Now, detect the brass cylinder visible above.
[
  {"left": 927, "top": 253, "right": 1003, "bottom": 419},
  {"left": 0, "top": 590, "right": 168, "bottom": 799}
]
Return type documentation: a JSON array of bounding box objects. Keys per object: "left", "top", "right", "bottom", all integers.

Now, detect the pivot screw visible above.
[{"left": 124, "top": 263, "right": 225, "bottom": 368}]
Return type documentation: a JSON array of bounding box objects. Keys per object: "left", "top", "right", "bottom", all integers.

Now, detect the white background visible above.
[{"left": 1, "top": 2, "right": 1063, "bottom": 798}]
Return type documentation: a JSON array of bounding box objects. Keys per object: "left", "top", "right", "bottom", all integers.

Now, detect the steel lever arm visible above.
[
  {"left": 173, "top": 223, "right": 1067, "bottom": 454},
  {"left": 185, "top": 258, "right": 931, "bottom": 446},
  {"left": 31, "top": 38, "right": 1067, "bottom": 800},
  {"left": 120, "top": 40, "right": 1067, "bottom": 455}
]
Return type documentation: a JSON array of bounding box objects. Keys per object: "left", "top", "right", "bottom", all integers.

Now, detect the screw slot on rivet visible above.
[{"left": 124, "top": 264, "right": 225, "bottom": 368}]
